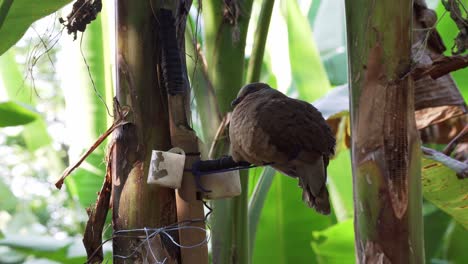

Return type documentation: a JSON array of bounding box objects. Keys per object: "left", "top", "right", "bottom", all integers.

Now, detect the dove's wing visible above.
[
  {"left": 229, "top": 88, "right": 335, "bottom": 214},
  {"left": 256, "top": 96, "right": 335, "bottom": 161}
]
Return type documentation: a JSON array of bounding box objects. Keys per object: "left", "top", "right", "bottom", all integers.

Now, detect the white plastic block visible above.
[
  {"left": 147, "top": 147, "right": 185, "bottom": 188},
  {"left": 200, "top": 170, "right": 242, "bottom": 199}
]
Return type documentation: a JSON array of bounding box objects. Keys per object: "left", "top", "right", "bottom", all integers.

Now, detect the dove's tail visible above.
[
  {"left": 296, "top": 157, "right": 331, "bottom": 215},
  {"left": 273, "top": 156, "right": 331, "bottom": 215},
  {"left": 302, "top": 184, "right": 330, "bottom": 215}
]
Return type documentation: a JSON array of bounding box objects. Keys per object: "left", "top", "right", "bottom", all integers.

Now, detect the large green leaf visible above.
[
  {"left": 322, "top": 52, "right": 348, "bottom": 86},
  {"left": 443, "top": 222, "right": 468, "bottom": 263},
  {"left": 253, "top": 171, "right": 334, "bottom": 263},
  {"left": 0, "top": 101, "right": 39, "bottom": 127},
  {"left": 248, "top": 167, "right": 275, "bottom": 244},
  {"left": 0, "top": 0, "right": 13, "bottom": 30},
  {"left": 0, "top": 246, "right": 25, "bottom": 264},
  {"left": 0, "top": 235, "right": 86, "bottom": 263},
  {"left": 0, "top": 177, "right": 17, "bottom": 211},
  {"left": 283, "top": 0, "right": 331, "bottom": 101},
  {"left": 64, "top": 152, "right": 106, "bottom": 208},
  {"left": 307, "top": 0, "right": 321, "bottom": 27},
  {"left": 0, "top": 235, "right": 70, "bottom": 251},
  {"left": 311, "top": 219, "right": 355, "bottom": 264},
  {"left": 0, "top": 50, "right": 52, "bottom": 151},
  {"left": 4, "top": 208, "right": 42, "bottom": 235},
  {"left": 22, "top": 119, "right": 53, "bottom": 151},
  {"left": 311, "top": 0, "right": 348, "bottom": 86},
  {"left": 0, "top": 0, "right": 72, "bottom": 55},
  {"left": 423, "top": 203, "right": 452, "bottom": 262},
  {"left": 421, "top": 152, "right": 468, "bottom": 229},
  {"left": 313, "top": 84, "right": 349, "bottom": 119},
  {"left": 327, "top": 150, "right": 354, "bottom": 221}
]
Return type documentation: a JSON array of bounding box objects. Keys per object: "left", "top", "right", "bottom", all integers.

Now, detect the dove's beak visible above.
[{"left": 231, "top": 97, "right": 241, "bottom": 107}]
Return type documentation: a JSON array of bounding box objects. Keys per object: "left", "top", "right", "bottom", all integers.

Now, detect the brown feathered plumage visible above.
[{"left": 229, "top": 83, "right": 335, "bottom": 214}]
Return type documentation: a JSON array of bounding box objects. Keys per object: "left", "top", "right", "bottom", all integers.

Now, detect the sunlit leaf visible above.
[
  {"left": 0, "top": 178, "right": 17, "bottom": 211},
  {"left": 0, "top": 101, "right": 39, "bottom": 127},
  {"left": 327, "top": 150, "right": 354, "bottom": 222},
  {"left": 421, "top": 154, "right": 468, "bottom": 229},
  {"left": 444, "top": 222, "right": 468, "bottom": 263},
  {"left": 0, "top": 235, "right": 86, "bottom": 263},
  {"left": 0, "top": 50, "right": 52, "bottom": 150},
  {"left": 283, "top": 0, "right": 331, "bottom": 102},
  {"left": 248, "top": 167, "right": 275, "bottom": 244},
  {"left": 312, "top": 0, "right": 348, "bottom": 85},
  {"left": 64, "top": 152, "right": 106, "bottom": 208},
  {"left": 0, "top": 246, "right": 25, "bottom": 263},
  {"left": 253, "top": 171, "right": 335, "bottom": 263},
  {"left": 307, "top": 0, "right": 321, "bottom": 27},
  {"left": 312, "top": 0, "right": 346, "bottom": 57},
  {"left": 22, "top": 119, "right": 52, "bottom": 151},
  {"left": 0, "top": 0, "right": 14, "bottom": 30},
  {"left": 4, "top": 208, "right": 42, "bottom": 235},
  {"left": 0, "top": 235, "right": 70, "bottom": 251},
  {"left": 423, "top": 203, "right": 452, "bottom": 262},
  {"left": 313, "top": 84, "right": 349, "bottom": 119},
  {"left": 311, "top": 219, "right": 355, "bottom": 264},
  {"left": 0, "top": 0, "right": 72, "bottom": 55},
  {"left": 322, "top": 52, "right": 348, "bottom": 86}
]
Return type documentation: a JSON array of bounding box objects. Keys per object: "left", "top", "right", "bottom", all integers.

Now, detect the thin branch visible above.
[
  {"left": 83, "top": 143, "right": 114, "bottom": 262},
  {"left": 208, "top": 113, "right": 230, "bottom": 158},
  {"left": 443, "top": 124, "right": 468, "bottom": 155},
  {"left": 422, "top": 146, "right": 468, "bottom": 179},
  {"left": 413, "top": 54, "right": 468, "bottom": 80},
  {"left": 55, "top": 99, "right": 129, "bottom": 189},
  {"left": 441, "top": 0, "right": 468, "bottom": 54}
]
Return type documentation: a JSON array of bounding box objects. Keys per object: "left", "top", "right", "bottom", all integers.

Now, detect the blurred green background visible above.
[{"left": 0, "top": 0, "right": 466, "bottom": 263}]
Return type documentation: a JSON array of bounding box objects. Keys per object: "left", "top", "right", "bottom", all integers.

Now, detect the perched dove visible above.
[{"left": 229, "top": 83, "right": 335, "bottom": 214}]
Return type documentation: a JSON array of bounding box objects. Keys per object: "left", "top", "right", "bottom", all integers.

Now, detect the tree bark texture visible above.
[
  {"left": 112, "top": 0, "right": 179, "bottom": 262},
  {"left": 345, "top": 0, "right": 425, "bottom": 263}
]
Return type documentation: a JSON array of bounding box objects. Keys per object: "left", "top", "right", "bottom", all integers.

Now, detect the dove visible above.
[{"left": 229, "top": 83, "right": 335, "bottom": 214}]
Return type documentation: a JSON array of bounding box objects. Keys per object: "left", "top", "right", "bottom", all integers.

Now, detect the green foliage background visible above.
[{"left": 0, "top": 0, "right": 466, "bottom": 263}]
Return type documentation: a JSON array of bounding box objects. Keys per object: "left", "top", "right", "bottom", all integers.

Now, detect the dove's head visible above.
[{"left": 231, "top": 82, "right": 272, "bottom": 107}]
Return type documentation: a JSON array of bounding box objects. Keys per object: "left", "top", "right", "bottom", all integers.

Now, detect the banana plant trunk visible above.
[
  {"left": 345, "top": 0, "right": 424, "bottom": 263},
  {"left": 111, "top": 0, "right": 179, "bottom": 262},
  {"left": 202, "top": 1, "right": 253, "bottom": 263}
]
